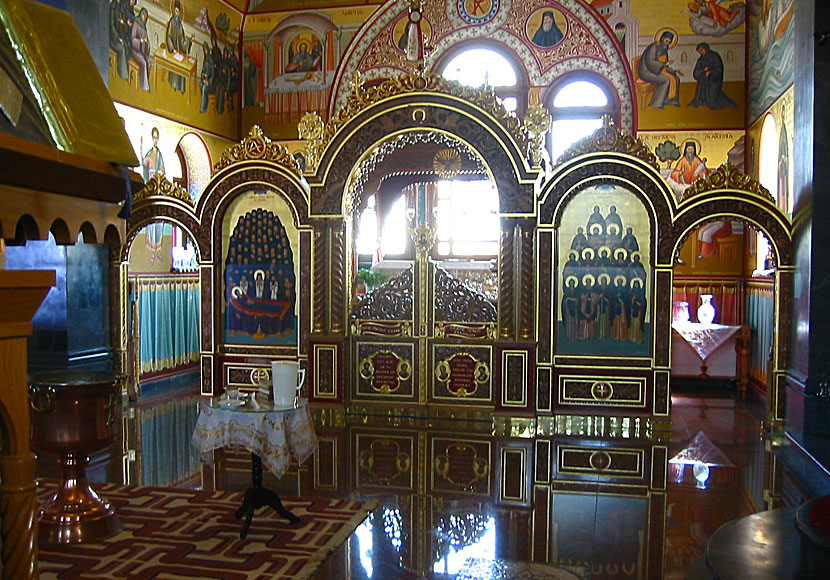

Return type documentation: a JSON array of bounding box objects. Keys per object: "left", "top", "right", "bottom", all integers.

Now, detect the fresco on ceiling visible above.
[
  {"left": 108, "top": 0, "right": 242, "bottom": 139},
  {"left": 331, "top": 0, "right": 637, "bottom": 132},
  {"left": 556, "top": 184, "right": 652, "bottom": 357},
  {"left": 527, "top": 8, "right": 567, "bottom": 48},
  {"left": 747, "top": 0, "right": 794, "bottom": 124},
  {"left": 625, "top": 0, "right": 745, "bottom": 130},
  {"left": 241, "top": 7, "right": 376, "bottom": 138}
]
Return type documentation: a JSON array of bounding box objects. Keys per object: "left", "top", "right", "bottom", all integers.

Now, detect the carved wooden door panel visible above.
[{"left": 348, "top": 260, "right": 498, "bottom": 408}]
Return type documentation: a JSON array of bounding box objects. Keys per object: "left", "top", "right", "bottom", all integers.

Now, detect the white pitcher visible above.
[{"left": 271, "top": 360, "right": 305, "bottom": 408}]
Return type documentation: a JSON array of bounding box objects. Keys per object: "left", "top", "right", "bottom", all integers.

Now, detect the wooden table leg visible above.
[{"left": 234, "top": 453, "right": 299, "bottom": 539}]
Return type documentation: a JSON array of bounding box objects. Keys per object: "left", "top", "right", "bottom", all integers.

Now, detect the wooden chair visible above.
[{"left": 631, "top": 56, "right": 655, "bottom": 111}]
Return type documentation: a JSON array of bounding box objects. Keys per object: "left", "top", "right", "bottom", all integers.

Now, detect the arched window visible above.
[
  {"left": 758, "top": 114, "right": 779, "bottom": 205},
  {"left": 546, "top": 76, "right": 618, "bottom": 165},
  {"left": 755, "top": 113, "right": 779, "bottom": 274},
  {"left": 434, "top": 179, "right": 499, "bottom": 257},
  {"left": 177, "top": 132, "right": 212, "bottom": 203},
  {"left": 441, "top": 45, "right": 525, "bottom": 115}
]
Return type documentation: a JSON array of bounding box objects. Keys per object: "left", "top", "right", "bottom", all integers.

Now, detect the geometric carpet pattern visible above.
[{"left": 37, "top": 480, "right": 375, "bottom": 580}]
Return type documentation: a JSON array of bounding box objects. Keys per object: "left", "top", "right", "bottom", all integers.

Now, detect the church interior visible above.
[{"left": 1, "top": 0, "right": 828, "bottom": 578}]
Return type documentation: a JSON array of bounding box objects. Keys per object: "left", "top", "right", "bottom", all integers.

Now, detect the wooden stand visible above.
[
  {"left": 0, "top": 270, "right": 55, "bottom": 579},
  {"left": 234, "top": 453, "right": 299, "bottom": 539}
]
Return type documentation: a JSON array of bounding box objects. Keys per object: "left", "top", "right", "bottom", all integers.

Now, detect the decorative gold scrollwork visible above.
[
  {"left": 298, "top": 112, "right": 324, "bottom": 173},
  {"left": 319, "top": 71, "right": 529, "bottom": 160},
  {"left": 523, "top": 104, "right": 550, "bottom": 169},
  {"left": 133, "top": 172, "right": 193, "bottom": 206},
  {"left": 681, "top": 162, "right": 774, "bottom": 202},
  {"left": 557, "top": 122, "right": 660, "bottom": 170},
  {"left": 591, "top": 381, "right": 613, "bottom": 400},
  {"left": 433, "top": 148, "right": 462, "bottom": 179},
  {"left": 214, "top": 125, "right": 302, "bottom": 176}
]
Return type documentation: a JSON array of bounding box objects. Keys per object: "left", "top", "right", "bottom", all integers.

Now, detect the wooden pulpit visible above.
[{"left": 0, "top": 270, "right": 55, "bottom": 579}]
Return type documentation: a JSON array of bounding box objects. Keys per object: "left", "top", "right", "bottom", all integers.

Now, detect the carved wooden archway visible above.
[
  {"left": 297, "top": 72, "right": 545, "bottom": 409},
  {"left": 670, "top": 165, "right": 793, "bottom": 425},
  {"left": 537, "top": 125, "right": 792, "bottom": 419},
  {"left": 121, "top": 129, "right": 312, "bottom": 397}
]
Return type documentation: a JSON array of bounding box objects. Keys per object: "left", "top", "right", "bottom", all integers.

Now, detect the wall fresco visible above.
[
  {"left": 114, "top": 102, "right": 233, "bottom": 201},
  {"left": 241, "top": 7, "right": 377, "bottom": 138},
  {"left": 746, "top": 86, "right": 794, "bottom": 214},
  {"left": 626, "top": 0, "right": 745, "bottom": 130},
  {"left": 108, "top": 0, "right": 243, "bottom": 139},
  {"left": 638, "top": 129, "right": 744, "bottom": 199},
  {"left": 747, "top": 0, "right": 795, "bottom": 124}
]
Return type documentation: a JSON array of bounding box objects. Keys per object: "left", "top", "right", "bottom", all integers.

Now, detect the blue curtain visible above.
[
  {"left": 746, "top": 287, "right": 774, "bottom": 389},
  {"left": 133, "top": 276, "right": 200, "bottom": 374},
  {"left": 139, "top": 397, "right": 201, "bottom": 486}
]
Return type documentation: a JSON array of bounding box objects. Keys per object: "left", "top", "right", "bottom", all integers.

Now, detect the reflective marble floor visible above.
[{"left": 49, "top": 377, "right": 774, "bottom": 580}]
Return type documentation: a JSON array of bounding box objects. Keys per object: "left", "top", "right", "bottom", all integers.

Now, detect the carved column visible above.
[
  {"left": 517, "top": 219, "right": 535, "bottom": 340},
  {"left": 773, "top": 266, "right": 795, "bottom": 425},
  {"left": 0, "top": 269, "right": 55, "bottom": 580},
  {"left": 312, "top": 221, "right": 328, "bottom": 334},
  {"left": 498, "top": 219, "right": 516, "bottom": 339},
  {"left": 110, "top": 258, "right": 131, "bottom": 398},
  {"left": 330, "top": 220, "right": 347, "bottom": 334}
]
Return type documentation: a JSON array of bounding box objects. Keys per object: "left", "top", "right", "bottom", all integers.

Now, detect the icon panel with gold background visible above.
[{"left": 557, "top": 184, "right": 651, "bottom": 357}]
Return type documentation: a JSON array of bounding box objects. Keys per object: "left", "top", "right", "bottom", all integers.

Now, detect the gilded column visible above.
[
  {"left": 312, "top": 221, "right": 328, "bottom": 334},
  {"left": 518, "top": 219, "right": 535, "bottom": 339},
  {"left": 499, "top": 219, "right": 515, "bottom": 339},
  {"left": 330, "top": 220, "right": 347, "bottom": 334}
]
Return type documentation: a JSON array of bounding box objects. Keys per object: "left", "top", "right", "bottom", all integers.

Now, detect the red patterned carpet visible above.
[{"left": 37, "top": 480, "right": 374, "bottom": 579}]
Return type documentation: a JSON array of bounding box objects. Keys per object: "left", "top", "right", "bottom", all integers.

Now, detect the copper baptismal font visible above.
[{"left": 29, "top": 370, "right": 124, "bottom": 543}]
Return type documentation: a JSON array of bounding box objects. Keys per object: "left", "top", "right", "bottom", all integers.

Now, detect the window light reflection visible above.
[
  {"left": 433, "top": 514, "right": 496, "bottom": 575},
  {"left": 354, "top": 508, "right": 404, "bottom": 579}
]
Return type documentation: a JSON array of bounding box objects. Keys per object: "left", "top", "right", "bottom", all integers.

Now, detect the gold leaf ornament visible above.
[{"left": 433, "top": 148, "right": 462, "bottom": 178}]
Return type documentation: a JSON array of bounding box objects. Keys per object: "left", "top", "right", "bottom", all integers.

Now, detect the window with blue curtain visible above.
[{"left": 131, "top": 275, "right": 200, "bottom": 375}]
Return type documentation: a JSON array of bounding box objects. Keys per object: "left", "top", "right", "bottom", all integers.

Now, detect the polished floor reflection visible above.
[{"left": 98, "top": 384, "right": 769, "bottom": 579}]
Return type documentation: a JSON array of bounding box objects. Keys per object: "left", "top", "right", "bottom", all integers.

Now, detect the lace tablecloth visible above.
[
  {"left": 671, "top": 322, "right": 742, "bottom": 361},
  {"left": 191, "top": 400, "right": 317, "bottom": 477}
]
